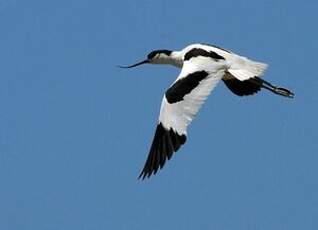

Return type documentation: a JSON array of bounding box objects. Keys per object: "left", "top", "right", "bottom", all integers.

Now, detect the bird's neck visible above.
[{"left": 169, "top": 51, "right": 183, "bottom": 68}]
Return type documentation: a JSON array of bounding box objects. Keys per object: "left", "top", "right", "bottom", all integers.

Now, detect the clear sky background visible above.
[{"left": 0, "top": 0, "right": 317, "bottom": 229}]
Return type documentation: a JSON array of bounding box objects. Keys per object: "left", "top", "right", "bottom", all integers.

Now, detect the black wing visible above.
[{"left": 139, "top": 123, "right": 186, "bottom": 179}]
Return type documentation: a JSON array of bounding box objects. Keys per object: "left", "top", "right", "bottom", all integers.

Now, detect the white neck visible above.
[{"left": 169, "top": 51, "right": 183, "bottom": 68}]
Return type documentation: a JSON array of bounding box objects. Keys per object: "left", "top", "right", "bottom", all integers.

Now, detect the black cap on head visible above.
[{"left": 147, "top": 50, "right": 172, "bottom": 59}]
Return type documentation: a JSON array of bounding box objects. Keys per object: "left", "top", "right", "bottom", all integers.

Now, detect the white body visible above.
[
  {"left": 156, "top": 43, "right": 267, "bottom": 80},
  {"left": 157, "top": 43, "right": 267, "bottom": 134}
]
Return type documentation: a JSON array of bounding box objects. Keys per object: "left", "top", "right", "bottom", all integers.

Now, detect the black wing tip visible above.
[
  {"left": 138, "top": 171, "right": 148, "bottom": 180},
  {"left": 138, "top": 170, "right": 154, "bottom": 180},
  {"left": 138, "top": 123, "right": 186, "bottom": 180}
]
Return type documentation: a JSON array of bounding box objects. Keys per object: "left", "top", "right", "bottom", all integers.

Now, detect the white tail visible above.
[{"left": 228, "top": 56, "right": 268, "bottom": 81}]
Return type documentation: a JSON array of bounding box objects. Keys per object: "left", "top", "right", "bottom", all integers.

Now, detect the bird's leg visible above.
[{"left": 250, "top": 77, "right": 294, "bottom": 98}]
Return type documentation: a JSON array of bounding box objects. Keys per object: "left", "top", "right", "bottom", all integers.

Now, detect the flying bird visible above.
[{"left": 120, "top": 43, "right": 294, "bottom": 179}]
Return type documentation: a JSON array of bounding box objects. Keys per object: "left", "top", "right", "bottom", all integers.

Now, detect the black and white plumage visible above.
[{"left": 120, "top": 43, "right": 294, "bottom": 179}]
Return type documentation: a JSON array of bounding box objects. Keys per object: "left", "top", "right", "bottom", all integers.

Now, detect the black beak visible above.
[{"left": 118, "top": 59, "right": 149, "bottom": 68}]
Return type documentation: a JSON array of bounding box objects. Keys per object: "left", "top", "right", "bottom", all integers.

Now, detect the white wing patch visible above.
[
  {"left": 159, "top": 70, "right": 224, "bottom": 135},
  {"left": 159, "top": 56, "right": 226, "bottom": 135},
  {"left": 139, "top": 56, "right": 226, "bottom": 179}
]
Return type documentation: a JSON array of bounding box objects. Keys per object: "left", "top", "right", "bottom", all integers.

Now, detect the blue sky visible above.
[{"left": 0, "top": 0, "right": 317, "bottom": 229}]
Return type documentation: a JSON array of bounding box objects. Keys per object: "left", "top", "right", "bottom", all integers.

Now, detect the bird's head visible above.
[{"left": 119, "top": 49, "right": 173, "bottom": 68}]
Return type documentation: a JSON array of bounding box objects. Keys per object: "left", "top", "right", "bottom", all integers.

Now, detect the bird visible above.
[{"left": 120, "top": 43, "right": 294, "bottom": 179}]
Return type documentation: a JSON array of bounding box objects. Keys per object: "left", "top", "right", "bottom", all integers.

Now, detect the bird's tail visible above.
[
  {"left": 228, "top": 58, "right": 268, "bottom": 81},
  {"left": 250, "top": 77, "right": 294, "bottom": 98}
]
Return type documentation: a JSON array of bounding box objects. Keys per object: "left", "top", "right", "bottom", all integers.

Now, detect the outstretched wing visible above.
[{"left": 139, "top": 56, "right": 226, "bottom": 179}]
